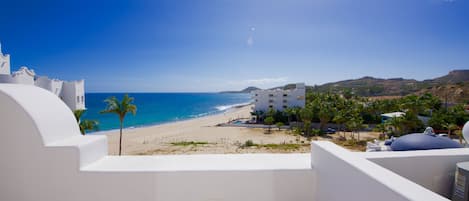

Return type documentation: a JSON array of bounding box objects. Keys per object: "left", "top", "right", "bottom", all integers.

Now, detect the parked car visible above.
[{"left": 324, "top": 128, "right": 336, "bottom": 134}]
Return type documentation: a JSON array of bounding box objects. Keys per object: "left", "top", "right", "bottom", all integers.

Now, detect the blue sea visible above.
[{"left": 82, "top": 93, "right": 251, "bottom": 132}]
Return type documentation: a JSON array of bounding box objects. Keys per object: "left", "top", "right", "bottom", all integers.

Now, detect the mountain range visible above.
[
  {"left": 224, "top": 70, "right": 469, "bottom": 104},
  {"left": 309, "top": 70, "right": 469, "bottom": 103}
]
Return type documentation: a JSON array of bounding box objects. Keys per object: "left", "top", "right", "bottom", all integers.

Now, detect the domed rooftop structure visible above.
[{"left": 390, "top": 127, "right": 462, "bottom": 151}]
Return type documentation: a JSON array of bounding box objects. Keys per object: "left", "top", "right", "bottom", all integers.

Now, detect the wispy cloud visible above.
[
  {"left": 247, "top": 36, "right": 254, "bottom": 47},
  {"left": 246, "top": 26, "right": 255, "bottom": 47},
  {"left": 228, "top": 77, "right": 288, "bottom": 86}
]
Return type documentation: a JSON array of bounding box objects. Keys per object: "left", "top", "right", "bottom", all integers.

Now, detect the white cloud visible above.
[
  {"left": 246, "top": 26, "right": 255, "bottom": 47},
  {"left": 247, "top": 36, "right": 254, "bottom": 46}
]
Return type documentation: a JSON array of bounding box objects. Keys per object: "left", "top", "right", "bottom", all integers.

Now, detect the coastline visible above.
[
  {"left": 90, "top": 102, "right": 252, "bottom": 135},
  {"left": 104, "top": 104, "right": 311, "bottom": 155}
]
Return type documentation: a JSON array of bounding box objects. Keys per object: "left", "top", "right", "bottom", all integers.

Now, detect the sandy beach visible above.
[
  {"left": 104, "top": 105, "right": 311, "bottom": 155},
  {"left": 105, "top": 105, "right": 380, "bottom": 155}
]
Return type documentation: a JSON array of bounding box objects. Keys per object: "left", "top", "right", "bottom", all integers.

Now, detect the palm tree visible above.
[
  {"left": 79, "top": 120, "right": 99, "bottom": 134},
  {"left": 318, "top": 102, "right": 334, "bottom": 131},
  {"left": 73, "top": 109, "right": 86, "bottom": 122},
  {"left": 443, "top": 123, "right": 459, "bottom": 138},
  {"left": 73, "top": 109, "right": 99, "bottom": 135},
  {"left": 264, "top": 116, "right": 275, "bottom": 134},
  {"left": 387, "top": 116, "right": 404, "bottom": 136},
  {"left": 284, "top": 108, "right": 294, "bottom": 125},
  {"left": 333, "top": 111, "right": 347, "bottom": 138},
  {"left": 100, "top": 94, "right": 137, "bottom": 156},
  {"left": 300, "top": 107, "right": 314, "bottom": 136}
]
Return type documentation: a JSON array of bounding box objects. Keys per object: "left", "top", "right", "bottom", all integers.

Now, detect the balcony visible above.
[{"left": 0, "top": 85, "right": 463, "bottom": 201}]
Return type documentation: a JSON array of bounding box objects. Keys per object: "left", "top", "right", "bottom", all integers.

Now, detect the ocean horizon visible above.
[{"left": 83, "top": 92, "right": 251, "bottom": 133}]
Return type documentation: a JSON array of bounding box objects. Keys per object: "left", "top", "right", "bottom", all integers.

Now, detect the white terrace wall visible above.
[
  {"left": 311, "top": 141, "right": 450, "bottom": 201},
  {"left": 0, "top": 84, "right": 314, "bottom": 201},
  {"left": 362, "top": 149, "right": 469, "bottom": 198}
]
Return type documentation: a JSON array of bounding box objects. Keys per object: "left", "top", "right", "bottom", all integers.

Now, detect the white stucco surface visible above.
[
  {"left": 311, "top": 141, "right": 451, "bottom": 201},
  {"left": 361, "top": 148, "right": 469, "bottom": 198},
  {"left": 82, "top": 154, "right": 311, "bottom": 172},
  {"left": 2, "top": 84, "right": 469, "bottom": 201},
  {"left": 0, "top": 44, "right": 10, "bottom": 75},
  {"left": 0, "top": 84, "right": 314, "bottom": 201}
]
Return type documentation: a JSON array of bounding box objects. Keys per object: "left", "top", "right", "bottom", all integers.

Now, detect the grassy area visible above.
[
  {"left": 333, "top": 139, "right": 368, "bottom": 151},
  {"left": 260, "top": 143, "right": 301, "bottom": 150},
  {"left": 239, "top": 140, "right": 305, "bottom": 151},
  {"left": 170, "top": 141, "right": 210, "bottom": 146}
]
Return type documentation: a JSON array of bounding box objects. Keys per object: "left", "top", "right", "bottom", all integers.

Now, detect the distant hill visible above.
[
  {"left": 220, "top": 86, "right": 260, "bottom": 94},
  {"left": 221, "top": 70, "right": 469, "bottom": 103},
  {"left": 429, "top": 70, "right": 469, "bottom": 84},
  {"left": 307, "top": 70, "right": 469, "bottom": 103}
]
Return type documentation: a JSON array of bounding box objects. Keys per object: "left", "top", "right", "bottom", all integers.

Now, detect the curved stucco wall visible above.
[
  {"left": 0, "top": 84, "right": 81, "bottom": 145},
  {"left": 0, "top": 84, "right": 313, "bottom": 201}
]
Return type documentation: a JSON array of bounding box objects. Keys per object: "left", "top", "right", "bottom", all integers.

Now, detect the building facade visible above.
[
  {"left": 0, "top": 43, "right": 85, "bottom": 111},
  {"left": 251, "top": 83, "right": 306, "bottom": 112}
]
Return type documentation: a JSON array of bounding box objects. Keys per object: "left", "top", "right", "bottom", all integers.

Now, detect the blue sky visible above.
[{"left": 0, "top": 0, "right": 468, "bottom": 92}]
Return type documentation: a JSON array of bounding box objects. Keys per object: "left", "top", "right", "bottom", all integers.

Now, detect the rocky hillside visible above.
[
  {"left": 308, "top": 70, "right": 469, "bottom": 103},
  {"left": 220, "top": 86, "right": 260, "bottom": 93}
]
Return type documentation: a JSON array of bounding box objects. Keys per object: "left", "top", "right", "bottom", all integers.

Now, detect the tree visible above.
[
  {"left": 333, "top": 110, "right": 347, "bottom": 138},
  {"left": 375, "top": 123, "right": 387, "bottom": 135},
  {"left": 284, "top": 108, "right": 294, "bottom": 126},
  {"left": 73, "top": 109, "right": 85, "bottom": 122},
  {"left": 264, "top": 116, "right": 275, "bottom": 133},
  {"left": 100, "top": 94, "right": 137, "bottom": 156},
  {"left": 73, "top": 109, "right": 99, "bottom": 135},
  {"left": 346, "top": 116, "right": 365, "bottom": 141},
  {"left": 317, "top": 101, "right": 334, "bottom": 131},
  {"left": 300, "top": 107, "right": 314, "bottom": 136},
  {"left": 387, "top": 116, "right": 404, "bottom": 136},
  {"left": 79, "top": 120, "right": 99, "bottom": 134},
  {"left": 276, "top": 122, "right": 284, "bottom": 131},
  {"left": 443, "top": 123, "right": 459, "bottom": 138}
]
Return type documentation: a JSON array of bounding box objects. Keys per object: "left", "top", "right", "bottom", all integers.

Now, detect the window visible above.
[
  {"left": 269, "top": 100, "right": 274, "bottom": 103},
  {"left": 81, "top": 96, "right": 84, "bottom": 103},
  {"left": 269, "top": 94, "right": 274, "bottom": 97},
  {"left": 269, "top": 105, "right": 273, "bottom": 108},
  {"left": 283, "top": 100, "right": 287, "bottom": 103},
  {"left": 77, "top": 96, "right": 80, "bottom": 102},
  {"left": 283, "top": 94, "right": 288, "bottom": 97},
  {"left": 255, "top": 99, "right": 258, "bottom": 102},
  {"left": 255, "top": 94, "right": 258, "bottom": 96},
  {"left": 283, "top": 105, "right": 288, "bottom": 109}
]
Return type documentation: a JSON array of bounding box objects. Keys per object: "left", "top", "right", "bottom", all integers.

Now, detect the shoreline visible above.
[
  {"left": 103, "top": 103, "right": 380, "bottom": 155},
  {"left": 104, "top": 104, "right": 312, "bottom": 155},
  {"left": 90, "top": 102, "right": 252, "bottom": 135}
]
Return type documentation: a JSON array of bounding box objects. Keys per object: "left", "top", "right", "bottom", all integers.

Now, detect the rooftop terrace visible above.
[{"left": 0, "top": 84, "right": 467, "bottom": 201}]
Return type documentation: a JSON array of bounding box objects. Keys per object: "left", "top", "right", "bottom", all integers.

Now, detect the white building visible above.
[
  {"left": 0, "top": 43, "right": 85, "bottom": 111},
  {"left": 251, "top": 83, "right": 306, "bottom": 112}
]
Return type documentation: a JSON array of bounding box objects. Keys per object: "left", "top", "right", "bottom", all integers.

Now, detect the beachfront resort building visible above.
[
  {"left": 0, "top": 43, "right": 85, "bottom": 110},
  {"left": 251, "top": 83, "right": 306, "bottom": 112}
]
